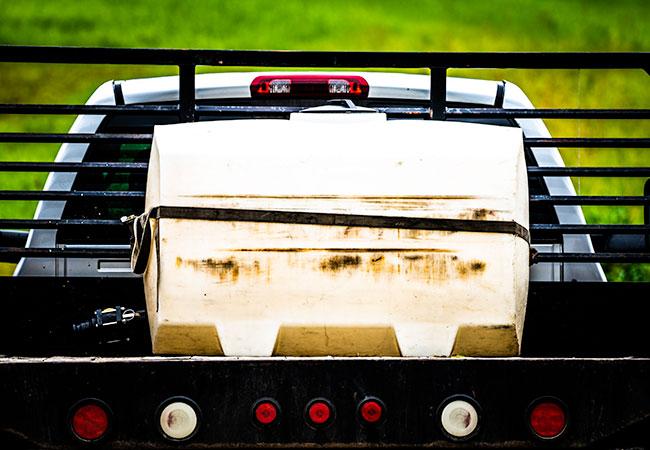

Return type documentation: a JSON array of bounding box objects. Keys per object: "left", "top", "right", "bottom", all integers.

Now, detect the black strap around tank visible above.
[{"left": 150, "top": 206, "right": 530, "bottom": 243}]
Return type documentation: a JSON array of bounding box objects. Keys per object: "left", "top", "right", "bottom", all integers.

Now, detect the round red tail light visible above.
[
  {"left": 309, "top": 402, "right": 330, "bottom": 423},
  {"left": 69, "top": 400, "right": 110, "bottom": 442},
  {"left": 358, "top": 397, "right": 386, "bottom": 426},
  {"left": 528, "top": 399, "right": 568, "bottom": 439},
  {"left": 305, "top": 398, "right": 335, "bottom": 428},
  {"left": 256, "top": 402, "right": 277, "bottom": 424},
  {"left": 252, "top": 398, "right": 280, "bottom": 427}
]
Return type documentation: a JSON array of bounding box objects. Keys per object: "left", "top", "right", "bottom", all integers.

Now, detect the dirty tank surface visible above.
[{"left": 141, "top": 115, "right": 529, "bottom": 357}]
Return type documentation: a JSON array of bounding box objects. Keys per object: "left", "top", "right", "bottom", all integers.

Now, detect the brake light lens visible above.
[
  {"left": 252, "top": 398, "right": 280, "bottom": 427},
  {"left": 309, "top": 402, "right": 330, "bottom": 423},
  {"left": 358, "top": 397, "right": 386, "bottom": 426},
  {"left": 305, "top": 398, "right": 335, "bottom": 428},
  {"left": 256, "top": 403, "right": 277, "bottom": 424},
  {"left": 69, "top": 400, "right": 110, "bottom": 442},
  {"left": 251, "top": 75, "right": 369, "bottom": 98},
  {"left": 529, "top": 401, "right": 567, "bottom": 438},
  {"left": 361, "top": 401, "right": 382, "bottom": 422}
]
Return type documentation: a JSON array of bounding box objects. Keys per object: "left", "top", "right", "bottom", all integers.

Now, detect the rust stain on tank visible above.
[
  {"left": 341, "top": 226, "right": 360, "bottom": 238},
  {"left": 472, "top": 208, "right": 494, "bottom": 220},
  {"left": 398, "top": 253, "right": 486, "bottom": 280},
  {"left": 471, "top": 261, "right": 486, "bottom": 271},
  {"left": 175, "top": 249, "right": 483, "bottom": 283},
  {"left": 456, "top": 208, "right": 497, "bottom": 220},
  {"left": 320, "top": 255, "right": 362, "bottom": 272},
  {"left": 457, "top": 259, "right": 487, "bottom": 277},
  {"left": 368, "top": 254, "right": 384, "bottom": 273},
  {"left": 179, "top": 257, "right": 240, "bottom": 282}
]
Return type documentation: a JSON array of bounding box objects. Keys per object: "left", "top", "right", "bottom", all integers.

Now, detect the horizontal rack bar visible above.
[
  {"left": 197, "top": 105, "right": 301, "bottom": 116},
  {"left": 1, "top": 248, "right": 648, "bottom": 262},
  {"left": 524, "top": 138, "right": 650, "bottom": 148},
  {"left": 532, "top": 252, "right": 650, "bottom": 263},
  {"left": 0, "top": 247, "right": 130, "bottom": 258},
  {"left": 447, "top": 108, "right": 650, "bottom": 119},
  {"left": 3, "top": 133, "right": 649, "bottom": 148},
  {"left": 0, "top": 133, "right": 152, "bottom": 143},
  {"left": 530, "top": 224, "right": 650, "bottom": 234},
  {"left": 196, "top": 106, "right": 650, "bottom": 121},
  {"left": 0, "top": 219, "right": 123, "bottom": 228},
  {"left": 0, "top": 162, "right": 148, "bottom": 172},
  {"left": 530, "top": 195, "right": 650, "bottom": 205},
  {"left": 3, "top": 164, "right": 648, "bottom": 177},
  {"left": 528, "top": 167, "right": 650, "bottom": 176},
  {"left": 0, "top": 104, "right": 432, "bottom": 118},
  {"left": 0, "top": 192, "right": 647, "bottom": 204},
  {"left": 197, "top": 105, "right": 431, "bottom": 118},
  {"left": 1, "top": 46, "right": 648, "bottom": 70},
  {"left": 0, "top": 190, "right": 145, "bottom": 200},
  {"left": 0, "top": 219, "right": 647, "bottom": 237},
  {"left": 0, "top": 104, "right": 179, "bottom": 115},
  {"left": 4, "top": 105, "right": 648, "bottom": 120}
]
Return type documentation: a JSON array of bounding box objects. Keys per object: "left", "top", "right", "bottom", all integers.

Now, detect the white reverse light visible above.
[
  {"left": 159, "top": 401, "right": 198, "bottom": 440},
  {"left": 440, "top": 399, "right": 479, "bottom": 438},
  {"left": 269, "top": 79, "right": 291, "bottom": 94},
  {"left": 328, "top": 79, "right": 351, "bottom": 94}
]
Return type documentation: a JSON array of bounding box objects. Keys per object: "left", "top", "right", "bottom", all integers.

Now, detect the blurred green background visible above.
[{"left": 0, "top": 0, "right": 648, "bottom": 278}]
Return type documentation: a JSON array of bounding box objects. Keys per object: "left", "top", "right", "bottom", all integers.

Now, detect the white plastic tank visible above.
[{"left": 139, "top": 112, "right": 529, "bottom": 356}]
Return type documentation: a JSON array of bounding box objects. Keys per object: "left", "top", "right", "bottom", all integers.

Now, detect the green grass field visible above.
[{"left": 1, "top": 0, "right": 648, "bottom": 278}]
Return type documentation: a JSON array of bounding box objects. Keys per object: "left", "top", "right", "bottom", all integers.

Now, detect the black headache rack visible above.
[
  {"left": 0, "top": 47, "right": 649, "bottom": 449},
  {"left": 0, "top": 47, "right": 649, "bottom": 262}
]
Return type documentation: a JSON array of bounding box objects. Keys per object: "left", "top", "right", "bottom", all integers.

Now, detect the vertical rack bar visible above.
[
  {"left": 645, "top": 179, "right": 650, "bottom": 249},
  {"left": 179, "top": 64, "right": 196, "bottom": 123},
  {"left": 429, "top": 67, "right": 447, "bottom": 120}
]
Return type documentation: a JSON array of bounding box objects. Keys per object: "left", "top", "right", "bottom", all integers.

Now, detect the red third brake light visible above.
[
  {"left": 70, "top": 402, "right": 110, "bottom": 442},
  {"left": 528, "top": 400, "right": 567, "bottom": 439},
  {"left": 251, "top": 75, "right": 369, "bottom": 98}
]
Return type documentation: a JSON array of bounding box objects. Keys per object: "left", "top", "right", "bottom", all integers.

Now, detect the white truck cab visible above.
[{"left": 15, "top": 72, "right": 604, "bottom": 282}]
